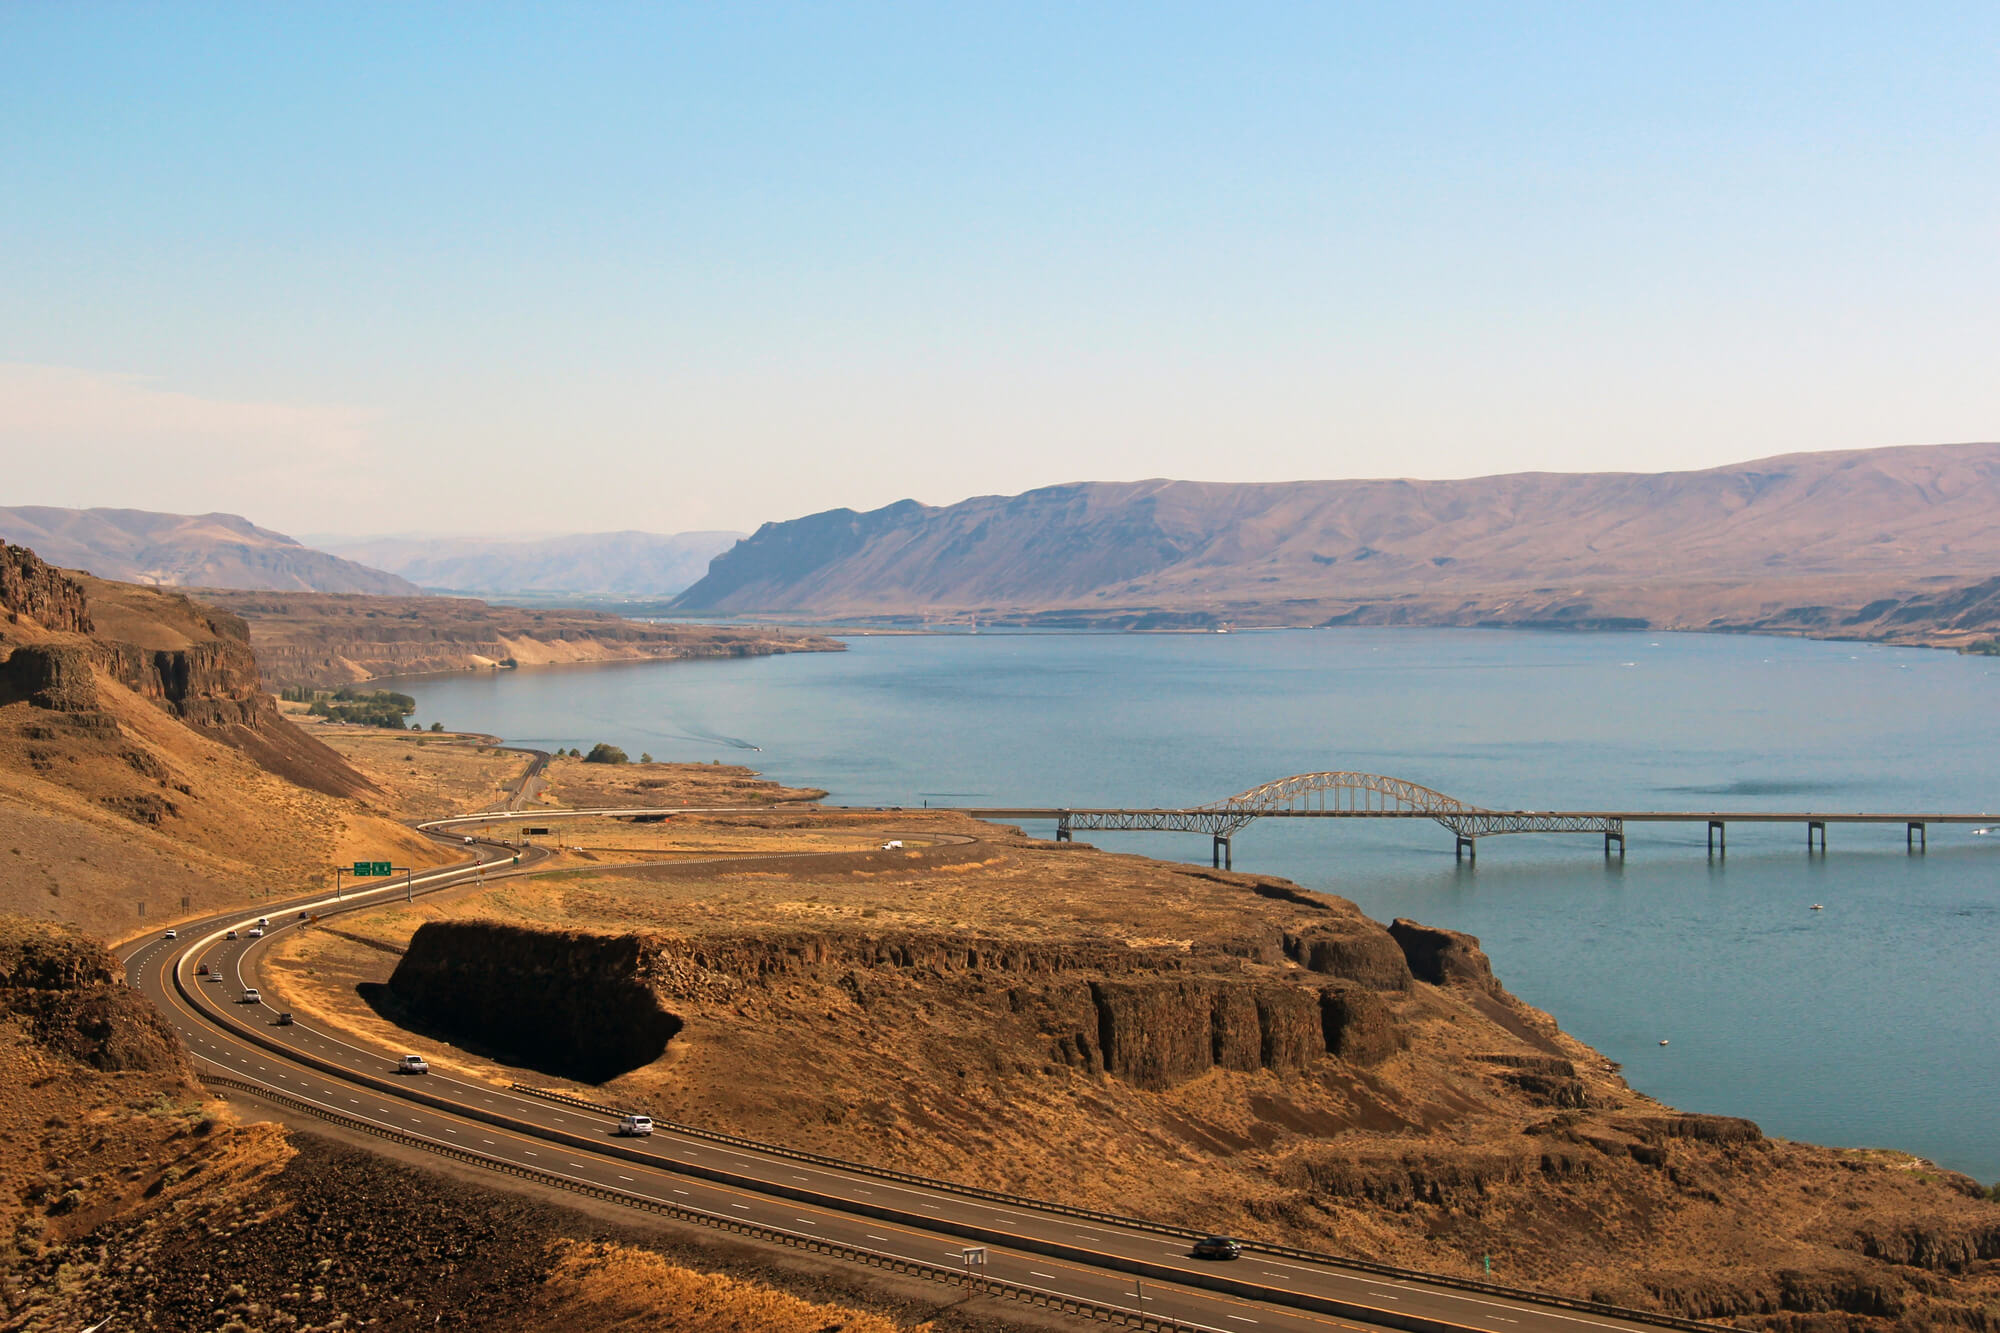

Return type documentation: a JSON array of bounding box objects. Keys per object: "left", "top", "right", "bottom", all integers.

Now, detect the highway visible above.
[{"left": 117, "top": 813, "right": 1724, "bottom": 1333}]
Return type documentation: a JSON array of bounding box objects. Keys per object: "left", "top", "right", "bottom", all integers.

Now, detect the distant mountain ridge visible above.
[
  {"left": 0, "top": 507, "right": 419, "bottom": 596},
  {"left": 314, "top": 530, "right": 744, "bottom": 597},
  {"left": 673, "top": 443, "right": 2000, "bottom": 641}
]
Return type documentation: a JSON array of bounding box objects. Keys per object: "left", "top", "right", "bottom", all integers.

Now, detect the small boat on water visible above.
[{"left": 1811, "top": 903, "right": 1824, "bottom": 911}]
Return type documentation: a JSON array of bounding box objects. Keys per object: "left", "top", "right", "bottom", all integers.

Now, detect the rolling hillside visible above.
[
  {"left": 0, "top": 507, "right": 418, "bottom": 595},
  {"left": 675, "top": 442, "right": 2000, "bottom": 641},
  {"left": 312, "top": 529, "right": 743, "bottom": 597}
]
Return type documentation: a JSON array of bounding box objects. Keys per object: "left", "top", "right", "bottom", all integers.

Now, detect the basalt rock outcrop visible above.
[
  {"left": 0, "top": 916, "right": 186, "bottom": 1075},
  {"left": 0, "top": 542, "right": 92, "bottom": 634},
  {"left": 0, "top": 543, "right": 375, "bottom": 800},
  {"left": 387, "top": 922, "right": 686, "bottom": 1083},
  {"left": 388, "top": 920, "right": 1416, "bottom": 1089},
  {"left": 1389, "top": 917, "right": 1500, "bottom": 991},
  {"left": 4, "top": 644, "right": 102, "bottom": 712}
]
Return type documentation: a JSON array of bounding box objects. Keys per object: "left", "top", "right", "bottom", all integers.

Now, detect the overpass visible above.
[{"left": 956, "top": 771, "right": 1996, "bottom": 866}]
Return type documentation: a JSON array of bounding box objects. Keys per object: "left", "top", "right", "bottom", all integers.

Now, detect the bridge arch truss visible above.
[{"left": 1054, "top": 771, "right": 1623, "bottom": 842}]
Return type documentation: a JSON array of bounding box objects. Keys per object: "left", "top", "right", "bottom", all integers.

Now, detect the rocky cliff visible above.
[
  {"left": 0, "top": 542, "right": 92, "bottom": 635},
  {"left": 0, "top": 542, "right": 374, "bottom": 799},
  {"left": 0, "top": 916, "right": 186, "bottom": 1075},
  {"left": 388, "top": 920, "right": 1432, "bottom": 1090},
  {"left": 385, "top": 924, "right": 686, "bottom": 1083},
  {"left": 200, "top": 590, "right": 844, "bottom": 689}
]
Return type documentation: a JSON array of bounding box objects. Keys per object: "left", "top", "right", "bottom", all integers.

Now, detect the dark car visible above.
[
  {"left": 274, "top": 1012, "right": 294, "bottom": 1027},
  {"left": 1191, "top": 1235, "right": 1241, "bottom": 1261}
]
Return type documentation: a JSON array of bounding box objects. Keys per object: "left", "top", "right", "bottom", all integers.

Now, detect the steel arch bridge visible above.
[{"left": 1041, "top": 771, "right": 1624, "bottom": 865}]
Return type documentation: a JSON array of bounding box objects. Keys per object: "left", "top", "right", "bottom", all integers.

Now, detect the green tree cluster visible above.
[
  {"left": 584, "top": 743, "right": 629, "bottom": 764},
  {"left": 299, "top": 687, "right": 419, "bottom": 728}
]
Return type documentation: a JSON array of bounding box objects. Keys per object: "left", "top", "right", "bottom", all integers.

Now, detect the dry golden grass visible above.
[
  {"left": 293, "top": 713, "right": 535, "bottom": 820},
  {"left": 527, "top": 1239, "right": 928, "bottom": 1332},
  {"left": 540, "top": 757, "right": 826, "bottom": 809}
]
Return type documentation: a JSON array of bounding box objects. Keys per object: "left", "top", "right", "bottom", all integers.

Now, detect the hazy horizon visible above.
[{"left": 5, "top": 5, "right": 1996, "bottom": 538}]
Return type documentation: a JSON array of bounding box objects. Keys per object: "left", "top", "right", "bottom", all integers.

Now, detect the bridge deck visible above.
[{"left": 960, "top": 809, "right": 1994, "bottom": 823}]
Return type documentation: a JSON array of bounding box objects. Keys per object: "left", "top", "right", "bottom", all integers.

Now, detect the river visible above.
[{"left": 384, "top": 628, "right": 2000, "bottom": 1182}]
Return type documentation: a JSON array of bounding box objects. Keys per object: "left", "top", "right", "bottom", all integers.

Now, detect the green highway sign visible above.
[{"left": 351, "top": 861, "right": 393, "bottom": 876}]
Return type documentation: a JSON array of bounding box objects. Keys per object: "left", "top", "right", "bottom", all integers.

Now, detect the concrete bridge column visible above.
[
  {"left": 1807, "top": 820, "right": 1827, "bottom": 854},
  {"left": 1212, "top": 834, "right": 1232, "bottom": 870},
  {"left": 1907, "top": 821, "right": 1926, "bottom": 853},
  {"left": 1454, "top": 834, "right": 1476, "bottom": 863},
  {"left": 1605, "top": 830, "right": 1625, "bottom": 860},
  {"left": 1055, "top": 817, "right": 1072, "bottom": 843},
  {"left": 1707, "top": 820, "right": 1726, "bottom": 857}
]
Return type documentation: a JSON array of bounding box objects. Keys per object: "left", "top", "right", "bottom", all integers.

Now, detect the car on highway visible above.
[
  {"left": 615, "top": 1114, "right": 654, "bottom": 1137},
  {"left": 274, "top": 1012, "right": 294, "bottom": 1026},
  {"left": 225, "top": 929, "right": 238, "bottom": 940},
  {"left": 257, "top": 916, "right": 269, "bottom": 927},
  {"left": 196, "top": 962, "right": 210, "bottom": 975},
  {"left": 239, "top": 988, "right": 261, "bottom": 1004},
  {"left": 396, "top": 1054, "right": 430, "bottom": 1075},
  {"left": 248, "top": 927, "right": 265, "bottom": 938},
  {"left": 297, "top": 911, "right": 309, "bottom": 920},
  {"left": 163, "top": 928, "right": 177, "bottom": 939},
  {"left": 1191, "top": 1235, "right": 1242, "bottom": 1260}
]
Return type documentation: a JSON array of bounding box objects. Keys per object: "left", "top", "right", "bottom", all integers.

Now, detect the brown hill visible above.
[
  {"left": 201, "top": 589, "right": 844, "bottom": 689},
  {"left": 675, "top": 442, "right": 2000, "bottom": 641},
  {"left": 0, "top": 505, "right": 420, "bottom": 595},
  {"left": 0, "top": 541, "right": 447, "bottom": 940}
]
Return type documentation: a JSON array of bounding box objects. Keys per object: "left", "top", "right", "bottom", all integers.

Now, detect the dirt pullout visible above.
[{"left": 267, "top": 774, "right": 2000, "bottom": 1331}]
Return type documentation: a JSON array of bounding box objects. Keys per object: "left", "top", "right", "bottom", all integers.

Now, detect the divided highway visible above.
[{"left": 118, "top": 816, "right": 1720, "bottom": 1333}]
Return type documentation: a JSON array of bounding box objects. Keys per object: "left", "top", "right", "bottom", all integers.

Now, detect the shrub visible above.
[{"left": 584, "top": 743, "right": 629, "bottom": 765}]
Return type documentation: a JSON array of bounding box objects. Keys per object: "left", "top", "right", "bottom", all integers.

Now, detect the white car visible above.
[
  {"left": 615, "top": 1115, "right": 654, "bottom": 1137},
  {"left": 239, "top": 988, "right": 261, "bottom": 1004},
  {"left": 396, "top": 1055, "right": 430, "bottom": 1075},
  {"left": 164, "top": 928, "right": 178, "bottom": 940},
  {"left": 248, "top": 927, "right": 265, "bottom": 938}
]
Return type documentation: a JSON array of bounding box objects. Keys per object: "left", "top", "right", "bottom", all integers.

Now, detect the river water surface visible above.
[{"left": 386, "top": 629, "right": 2000, "bottom": 1181}]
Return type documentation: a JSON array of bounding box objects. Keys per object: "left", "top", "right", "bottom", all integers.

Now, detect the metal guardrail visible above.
[
  {"left": 204, "top": 1074, "right": 1201, "bottom": 1332},
  {"left": 514, "top": 1083, "right": 1739, "bottom": 1333}
]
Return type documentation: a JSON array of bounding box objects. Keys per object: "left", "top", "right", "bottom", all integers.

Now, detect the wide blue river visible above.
[{"left": 388, "top": 629, "right": 2000, "bottom": 1181}]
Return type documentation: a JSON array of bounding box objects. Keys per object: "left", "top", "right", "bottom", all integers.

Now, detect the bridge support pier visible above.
[
  {"left": 1807, "top": 821, "right": 1827, "bottom": 854},
  {"left": 1055, "top": 818, "right": 1071, "bottom": 844},
  {"left": 1454, "top": 835, "right": 1476, "bottom": 864},
  {"left": 1605, "top": 830, "right": 1625, "bottom": 859},
  {"left": 1907, "top": 821, "right": 1926, "bottom": 853},
  {"left": 1212, "top": 835, "right": 1232, "bottom": 870},
  {"left": 1707, "top": 820, "right": 1726, "bottom": 857}
]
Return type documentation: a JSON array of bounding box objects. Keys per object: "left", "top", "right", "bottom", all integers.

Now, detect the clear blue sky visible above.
[{"left": 3, "top": 4, "right": 1995, "bottom": 537}]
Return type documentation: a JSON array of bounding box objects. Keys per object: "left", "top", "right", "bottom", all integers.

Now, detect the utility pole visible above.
[{"left": 334, "top": 866, "right": 343, "bottom": 899}]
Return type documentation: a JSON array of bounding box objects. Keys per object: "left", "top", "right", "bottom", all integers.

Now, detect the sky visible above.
[{"left": 3, "top": 4, "right": 1996, "bottom": 538}]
